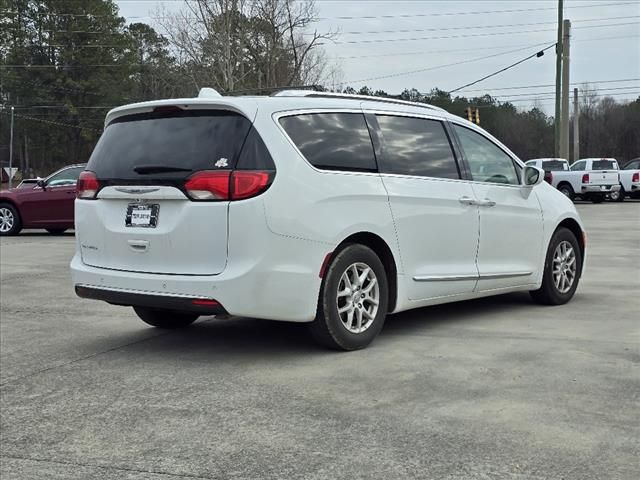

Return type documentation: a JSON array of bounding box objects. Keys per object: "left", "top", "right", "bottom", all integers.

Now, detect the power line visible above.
[
  {"left": 343, "top": 43, "right": 556, "bottom": 85},
  {"left": 4, "top": 1, "right": 636, "bottom": 20},
  {"left": 334, "top": 34, "right": 638, "bottom": 60},
  {"left": 0, "top": 111, "right": 102, "bottom": 132},
  {"left": 330, "top": 21, "right": 639, "bottom": 46},
  {"left": 448, "top": 44, "right": 557, "bottom": 94},
  {"left": 457, "top": 78, "right": 640, "bottom": 94},
  {"left": 337, "top": 15, "right": 640, "bottom": 36}
]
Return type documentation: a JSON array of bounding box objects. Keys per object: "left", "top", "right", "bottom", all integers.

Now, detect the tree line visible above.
[{"left": 1, "top": 0, "right": 638, "bottom": 179}]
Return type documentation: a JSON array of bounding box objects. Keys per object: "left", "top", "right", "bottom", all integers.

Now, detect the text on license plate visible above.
[{"left": 126, "top": 204, "right": 159, "bottom": 228}]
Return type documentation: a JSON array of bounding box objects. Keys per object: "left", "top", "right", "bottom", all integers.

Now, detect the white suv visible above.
[{"left": 71, "top": 89, "right": 586, "bottom": 350}]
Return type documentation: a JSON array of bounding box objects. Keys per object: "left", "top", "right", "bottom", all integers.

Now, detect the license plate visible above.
[
  {"left": 601, "top": 186, "right": 607, "bottom": 191},
  {"left": 126, "top": 204, "right": 159, "bottom": 228}
]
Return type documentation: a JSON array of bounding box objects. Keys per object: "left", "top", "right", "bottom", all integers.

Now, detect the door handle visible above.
[
  {"left": 128, "top": 240, "right": 149, "bottom": 253},
  {"left": 458, "top": 196, "right": 476, "bottom": 205},
  {"left": 476, "top": 199, "right": 496, "bottom": 207}
]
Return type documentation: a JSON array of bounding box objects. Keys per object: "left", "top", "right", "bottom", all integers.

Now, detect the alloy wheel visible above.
[
  {"left": 336, "top": 262, "right": 380, "bottom": 334},
  {"left": 552, "top": 240, "right": 577, "bottom": 294},
  {"left": 0, "top": 207, "right": 14, "bottom": 233}
]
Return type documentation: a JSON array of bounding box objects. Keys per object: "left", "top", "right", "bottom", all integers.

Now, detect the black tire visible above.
[
  {"left": 557, "top": 183, "right": 575, "bottom": 201},
  {"left": 0, "top": 203, "right": 22, "bottom": 236},
  {"left": 46, "top": 228, "right": 67, "bottom": 235},
  {"left": 591, "top": 195, "right": 604, "bottom": 204},
  {"left": 309, "top": 244, "right": 389, "bottom": 351},
  {"left": 530, "top": 227, "right": 582, "bottom": 305},
  {"left": 609, "top": 186, "right": 625, "bottom": 202},
  {"left": 133, "top": 307, "right": 199, "bottom": 329}
]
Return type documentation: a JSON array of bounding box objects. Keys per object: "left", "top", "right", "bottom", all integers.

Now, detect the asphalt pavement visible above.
[{"left": 1, "top": 202, "right": 639, "bottom": 479}]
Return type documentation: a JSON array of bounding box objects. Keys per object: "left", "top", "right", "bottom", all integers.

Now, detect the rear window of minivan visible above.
[{"left": 87, "top": 110, "right": 268, "bottom": 181}]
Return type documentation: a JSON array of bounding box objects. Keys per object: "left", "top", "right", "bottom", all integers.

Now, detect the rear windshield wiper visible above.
[{"left": 133, "top": 165, "right": 193, "bottom": 174}]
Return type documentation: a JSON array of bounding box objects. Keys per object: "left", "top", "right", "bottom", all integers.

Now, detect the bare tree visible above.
[{"left": 158, "top": 0, "right": 336, "bottom": 92}]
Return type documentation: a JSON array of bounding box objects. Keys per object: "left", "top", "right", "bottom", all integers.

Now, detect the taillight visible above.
[
  {"left": 184, "top": 170, "right": 273, "bottom": 201},
  {"left": 544, "top": 171, "right": 553, "bottom": 184},
  {"left": 633, "top": 172, "right": 639, "bottom": 183},
  {"left": 582, "top": 173, "right": 589, "bottom": 184},
  {"left": 231, "top": 171, "right": 271, "bottom": 200},
  {"left": 76, "top": 171, "right": 100, "bottom": 199},
  {"left": 184, "top": 171, "right": 230, "bottom": 200}
]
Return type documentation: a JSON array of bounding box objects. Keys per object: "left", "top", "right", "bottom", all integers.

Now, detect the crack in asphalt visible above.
[
  {"left": 1, "top": 454, "right": 218, "bottom": 479},
  {"left": 0, "top": 332, "right": 170, "bottom": 388}
]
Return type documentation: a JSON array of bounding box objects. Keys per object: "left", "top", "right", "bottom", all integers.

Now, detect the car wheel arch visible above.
[
  {"left": 327, "top": 232, "right": 399, "bottom": 313},
  {"left": 0, "top": 199, "right": 22, "bottom": 221},
  {"left": 555, "top": 218, "right": 585, "bottom": 275}
]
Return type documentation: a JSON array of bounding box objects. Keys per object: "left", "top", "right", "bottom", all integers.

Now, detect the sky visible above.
[{"left": 113, "top": 0, "right": 640, "bottom": 111}]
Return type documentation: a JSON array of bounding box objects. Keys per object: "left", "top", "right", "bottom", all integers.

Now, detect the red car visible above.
[{"left": 0, "top": 164, "right": 86, "bottom": 236}]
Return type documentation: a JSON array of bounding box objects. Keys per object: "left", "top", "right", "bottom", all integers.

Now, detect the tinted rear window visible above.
[
  {"left": 591, "top": 160, "right": 617, "bottom": 170},
  {"left": 279, "top": 113, "right": 377, "bottom": 172},
  {"left": 87, "top": 110, "right": 255, "bottom": 180},
  {"left": 542, "top": 160, "right": 569, "bottom": 171},
  {"left": 376, "top": 115, "right": 459, "bottom": 179}
]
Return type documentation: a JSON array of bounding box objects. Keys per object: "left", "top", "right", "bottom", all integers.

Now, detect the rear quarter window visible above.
[{"left": 279, "top": 113, "right": 377, "bottom": 172}]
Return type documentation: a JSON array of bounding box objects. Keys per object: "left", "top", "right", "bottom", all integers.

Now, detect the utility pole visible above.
[
  {"left": 554, "top": 0, "right": 564, "bottom": 157},
  {"left": 9, "top": 106, "right": 14, "bottom": 189},
  {"left": 560, "top": 19, "right": 571, "bottom": 160},
  {"left": 573, "top": 87, "right": 579, "bottom": 162}
]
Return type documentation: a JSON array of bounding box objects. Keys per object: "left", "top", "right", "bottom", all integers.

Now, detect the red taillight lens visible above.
[
  {"left": 633, "top": 172, "right": 639, "bottom": 183},
  {"left": 184, "top": 170, "right": 273, "bottom": 201},
  {"left": 231, "top": 171, "right": 271, "bottom": 200},
  {"left": 582, "top": 173, "right": 589, "bottom": 183},
  {"left": 76, "top": 171, "right": 100, "bottom": 199},
  {"left": 544, "top": 171, "right": 553, "bottom": 184},
  {"left": 184, "top": 171, "right": 231, "bottom": 200}
]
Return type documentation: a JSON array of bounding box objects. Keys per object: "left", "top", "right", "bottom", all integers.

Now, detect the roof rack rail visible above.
[
  {"left": 224, "top": 84, "right": 324, "bottom": 96},
  {"left": 271, "top": 90, "right": 446, "bottom": 112}
]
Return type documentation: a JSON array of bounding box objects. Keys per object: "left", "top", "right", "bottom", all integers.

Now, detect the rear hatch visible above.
[
  {"left": 585, "top": 159, "right": 619, "bottom": 186},
  {"left": 76, "top": 106, "right": 273, "bottom": 276}
]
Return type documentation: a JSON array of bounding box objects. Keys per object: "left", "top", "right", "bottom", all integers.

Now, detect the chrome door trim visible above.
[{"left": 413, "top": 271, "right": 532, "bottom": 282}]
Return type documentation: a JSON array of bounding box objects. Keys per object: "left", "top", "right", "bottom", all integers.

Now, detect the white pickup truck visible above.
[
  {"left": 611, "top": 158, "right": 640, "bottom": 202},
  {"left": 525, "top": 158, "right": 621, "bottom": 203}
]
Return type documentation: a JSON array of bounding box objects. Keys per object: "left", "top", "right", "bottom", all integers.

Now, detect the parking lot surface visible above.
[{"left": 1, "top": 203, "right": 638, "bottom": 479}]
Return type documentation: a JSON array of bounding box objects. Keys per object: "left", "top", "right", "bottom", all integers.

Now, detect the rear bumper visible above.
[
  {"left": 75, "top": 285, "right": 228, "bottom": 315},
  {"left": 581, "top": 184, "right": 620, "bottom": 193}
]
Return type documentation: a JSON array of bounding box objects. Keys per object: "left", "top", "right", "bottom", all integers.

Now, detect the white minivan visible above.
[{"left": 71, "top": 90, "right": 586, "bottom": 350}]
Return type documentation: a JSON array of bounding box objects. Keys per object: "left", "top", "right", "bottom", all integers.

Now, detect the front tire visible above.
[
  {"left": 530, "top": 227, "right": 582, "bottom": 305},
  {"left": 309, "top": 244, "right": 389, "bottom": 351},
  {"left": 133, "top": 307, "right": 199, "bottom": 329},
  {"left": 0, "top": 203, "right": 22, "bottom": 236}
]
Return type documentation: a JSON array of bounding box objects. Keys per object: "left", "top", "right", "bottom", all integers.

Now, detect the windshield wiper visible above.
[{"left": 133, "top": 165, "right": 193, "bottom": 174}]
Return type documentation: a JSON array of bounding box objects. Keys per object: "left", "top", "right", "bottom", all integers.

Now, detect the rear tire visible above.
[
  {"left": 0, "top": 203, "right": 22, "bottom": 236},
  {"left": 530, "top": 227, "right": 582, "bottom": 305},
  {"left": 591, "top": 195, "right": 604, "bottom": 204},
  {"left": 309, "top": 244, "right": 389, "bottom": 351},
  {"left": 557, "top": 183, "right": 575, "bottom": 201},
  {"left": 133, "top": 307, "right": 199, "bottom": 329},
  {"left": 46, "top": 228, "right": 67, "bottom": 235},
  {"left": 609, "top": 186, "right": 625, "bottom": 202}
]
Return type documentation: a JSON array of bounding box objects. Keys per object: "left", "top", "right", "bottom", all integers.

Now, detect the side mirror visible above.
[
  {"left": 523, "top": 166, "right": 544, "bottom": 187},
  {"left": 36, "top": 178, "right": 46, "bottom": 189}
]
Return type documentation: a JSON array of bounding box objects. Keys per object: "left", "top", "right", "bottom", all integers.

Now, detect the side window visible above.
[
  {"left": 375, "top": 115, "right": 460, "bottom": 179},
  {"left": 279, "top": 113, "right": 376, "bottom": 172},
  {"left": 570, "top": 161, "right": 586, "bottom": 171},
  {"left": 453, "top": 125, "right": 519, "bottom": 185},
  {"left": 625, "top": 160, "right": 640, "bottom": 170},
  {"left": 47, "top": 167, "right": 84, "bottom": 187}
]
